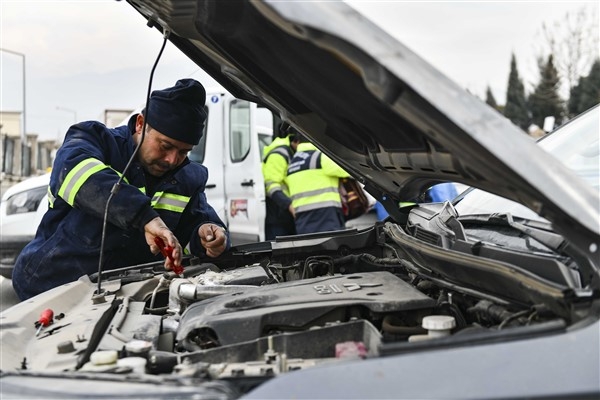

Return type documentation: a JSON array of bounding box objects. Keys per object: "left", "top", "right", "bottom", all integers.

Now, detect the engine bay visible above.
[{"left": 3, "top": 220, "right": 584, "bottom": 396}]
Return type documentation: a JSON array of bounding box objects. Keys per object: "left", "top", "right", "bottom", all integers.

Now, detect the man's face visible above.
[{"left": 134, "top": 114, "right": 194, "bottom": 177}]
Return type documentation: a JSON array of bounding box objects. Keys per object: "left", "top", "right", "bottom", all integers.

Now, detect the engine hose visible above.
[
  {"left": 382, "top": 315, "right": 426, "bottom": 335},
  {"left": 468, "top": 300, "right": 514, "bottom": 323},
  {"left": 334, "top": 253, "right": 403, "bottom": 266}
]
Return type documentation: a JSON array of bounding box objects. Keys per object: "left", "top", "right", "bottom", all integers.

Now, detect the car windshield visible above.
[{"left": 455, "top": 106, "right": 599, "bottom": 222}]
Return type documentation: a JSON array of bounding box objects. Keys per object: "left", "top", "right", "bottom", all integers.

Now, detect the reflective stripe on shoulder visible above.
[
  {"left": 309, "top": 151, "right": 321, "bottom": 169},
  {"left": 269, "top": 146, "right": 291, "bottom": 162},
  {"left": 151, "top": 191, "right": 190, "bottom": 213},
  {"left": 58, "top": 158, "right": 109, "bottom": 206},
  {"left": 56, "top": 159, "right": 133, "bottom": 207}
]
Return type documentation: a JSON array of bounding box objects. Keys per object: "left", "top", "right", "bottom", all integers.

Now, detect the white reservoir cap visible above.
[
  {"left": 125, "top": 339, "right": 152, "bottom": 355},
  {"left": 422, "top": 315, "right": 456, "bottom": 331},
  {"left": 409, "top": 316, "right": 456, "bottom": 342}
]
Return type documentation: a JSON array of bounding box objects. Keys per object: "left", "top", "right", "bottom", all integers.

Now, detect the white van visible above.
[{"left": 190, "top": 88, "right": 274, "bottom": 244}]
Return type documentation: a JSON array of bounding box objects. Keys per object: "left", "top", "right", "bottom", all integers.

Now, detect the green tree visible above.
[
  {"left": 528, "top": 55, "right": 564, "bottom": 129},
  {"left": 485, "top": 86, "right": 498, "bottom": 110},
  {"left": 504, "top": 54, "right": 529, "bottom": 130},
  {"left": 569, "top": 59, "right": 600, "bottom": 116},
  {"left": 568, "top": 78, "right": 584, "bottom": 117}
]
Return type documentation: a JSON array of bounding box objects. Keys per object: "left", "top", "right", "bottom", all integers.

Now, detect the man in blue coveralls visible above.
[{"left": 13, "top": 79, "right": 229, "bottom": 300}]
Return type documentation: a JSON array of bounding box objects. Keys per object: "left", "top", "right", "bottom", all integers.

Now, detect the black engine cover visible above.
[{"left": 177, "top": 271, "right": 434, "bottom": 349}]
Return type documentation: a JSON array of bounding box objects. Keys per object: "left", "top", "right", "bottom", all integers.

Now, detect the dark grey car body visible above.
[{"left": 1, "top": 1, "right": 598, "bottom": 399}]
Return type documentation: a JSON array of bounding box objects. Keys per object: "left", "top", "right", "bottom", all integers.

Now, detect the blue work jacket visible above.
[{"left": 13, "top": 118, "right": 228, "bottom": 300}]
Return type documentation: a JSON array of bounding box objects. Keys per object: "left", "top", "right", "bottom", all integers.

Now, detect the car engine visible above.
[{"left": 2, "top": 222, "right": 577, "bottom": 395}]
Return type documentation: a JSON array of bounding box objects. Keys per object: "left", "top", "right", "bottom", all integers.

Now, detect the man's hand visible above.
[
  {"left": 288, "top": 204, "right": 296, "bottom": 218},
  {"left": 198, "top": 223, "right": 227, "bottom": 258},
  {"left": 144, "top": 216, "right": 182, "bottom": 271}
]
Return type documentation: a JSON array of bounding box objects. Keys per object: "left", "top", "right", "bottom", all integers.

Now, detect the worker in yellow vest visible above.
[
  {"left": 286, "top": 135, "right": 350, "bottom": 234},
  {"left": 261, "top": 124, "right": 300, "bottom": 239}
]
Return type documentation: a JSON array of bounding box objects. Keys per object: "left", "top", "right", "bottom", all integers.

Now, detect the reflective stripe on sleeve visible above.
[
  {"left": 265, "top": 179, "right": 283, "bottom": 196},
  {"left": 151, "top": 191, "right": 190, "bottom": 213},
  {"left": 47, "top": 185, "right": 55, "bottom": 208}
]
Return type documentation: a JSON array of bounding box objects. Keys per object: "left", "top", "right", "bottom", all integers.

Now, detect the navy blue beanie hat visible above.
[{"left": 144, "top": 79, "right": 207, "bottom": 145}]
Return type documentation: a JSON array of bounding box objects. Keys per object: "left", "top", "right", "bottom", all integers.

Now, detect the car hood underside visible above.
[{"left": 125, "top": 0, "right": 599, "bottom": 259}]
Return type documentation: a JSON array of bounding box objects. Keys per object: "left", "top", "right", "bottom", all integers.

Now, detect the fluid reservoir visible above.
[{"left": 408, "top": 315, "right": 456, "bottom": 342}]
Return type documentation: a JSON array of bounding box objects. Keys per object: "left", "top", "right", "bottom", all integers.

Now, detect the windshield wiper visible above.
[
  {"left": 488, "top": 213, "right": 567, "bottom": 254},
  {"left": 457, "top": 213, "right": 585, "bottom": 288}
]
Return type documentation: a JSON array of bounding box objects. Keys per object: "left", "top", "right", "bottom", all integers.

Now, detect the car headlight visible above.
[{"left": 5, "top": 186, "right": 47, "bottom": 215}]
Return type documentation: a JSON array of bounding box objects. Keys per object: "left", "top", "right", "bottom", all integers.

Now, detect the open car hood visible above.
[{"left": 125, "top": 0, "right": 599, "bottom": 257}]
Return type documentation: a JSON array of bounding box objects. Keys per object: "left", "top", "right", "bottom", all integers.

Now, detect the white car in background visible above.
[{"left": 0, "top": 173, "right": 50, "bottom": 279}]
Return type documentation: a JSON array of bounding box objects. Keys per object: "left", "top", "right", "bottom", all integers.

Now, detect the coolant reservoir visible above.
[
  {"left": 80, "top": 350, "right": 119, "bottom": 371},
  {"left": 408, "top": 315, "right": 456, "bottom": 342}
]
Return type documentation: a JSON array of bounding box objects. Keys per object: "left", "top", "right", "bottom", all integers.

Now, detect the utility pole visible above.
[{"left": 0, "top": 48, "right": 27, "bottom": 176}]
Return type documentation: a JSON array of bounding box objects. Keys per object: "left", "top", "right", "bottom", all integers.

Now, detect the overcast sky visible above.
[{"left": 1, "top": 0, "right": 598, "bottom": 141}]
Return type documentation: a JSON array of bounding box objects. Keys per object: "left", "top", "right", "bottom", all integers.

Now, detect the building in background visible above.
[
  {"left": 1, "top": 109, "right": 133, "bottom": 186},
  {"left": 103, "top": 109, "right": 134, "bottom": 128},
  {"left": 1, "top": 111, "right": 55, "bottom": 182}
]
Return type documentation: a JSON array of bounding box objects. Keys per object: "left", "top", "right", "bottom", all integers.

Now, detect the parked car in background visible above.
[
  {"left": 0, "top": 1, "right": 598, "bottom": 399},
  {"left": 0, "top": 173, "right": 50, "bottom": 279}
]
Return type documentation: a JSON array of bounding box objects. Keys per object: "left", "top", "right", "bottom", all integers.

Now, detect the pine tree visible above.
[
  {"left": 528, "top": 55, "right": 564, "bottom": 129},
  {"left": 568, "top": 79, "right": 584, "bottom": 117},
  {"left": 577, "top": 59, "right": 600, "bottom": 113},
  {"left": 570, "top": 60, "right": 600, "bottom": 117},
  {"left": 485, "top": 86, "right": 498, "bottom": 110},
  {"left": 503, "top": 54, "right": 530, "bottom": 130}
]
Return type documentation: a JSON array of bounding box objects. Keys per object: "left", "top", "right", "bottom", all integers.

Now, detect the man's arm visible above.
[
  {"left": 51, "top": 122, "right": 158, "bottom": 230},
  {"left": 263, "top": 152, "right": 293, "bottom": 210}
]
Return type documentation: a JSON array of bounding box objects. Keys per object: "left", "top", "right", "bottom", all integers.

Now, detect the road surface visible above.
[{"left": 0, "top": 276, "right": 20, "bottom": 312}]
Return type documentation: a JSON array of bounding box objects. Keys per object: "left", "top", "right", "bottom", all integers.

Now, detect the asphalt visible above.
[{"left": 0, "top": 276, "right": 20, "bottom": 312}]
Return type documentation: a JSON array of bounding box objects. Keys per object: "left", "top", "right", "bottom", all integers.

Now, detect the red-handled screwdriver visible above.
[
  {"left": 35, "top": 309, "right": 54, "bottom": 336},
  {"left": 154, "top": 237, "right": 183, "bottom": 275}
]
